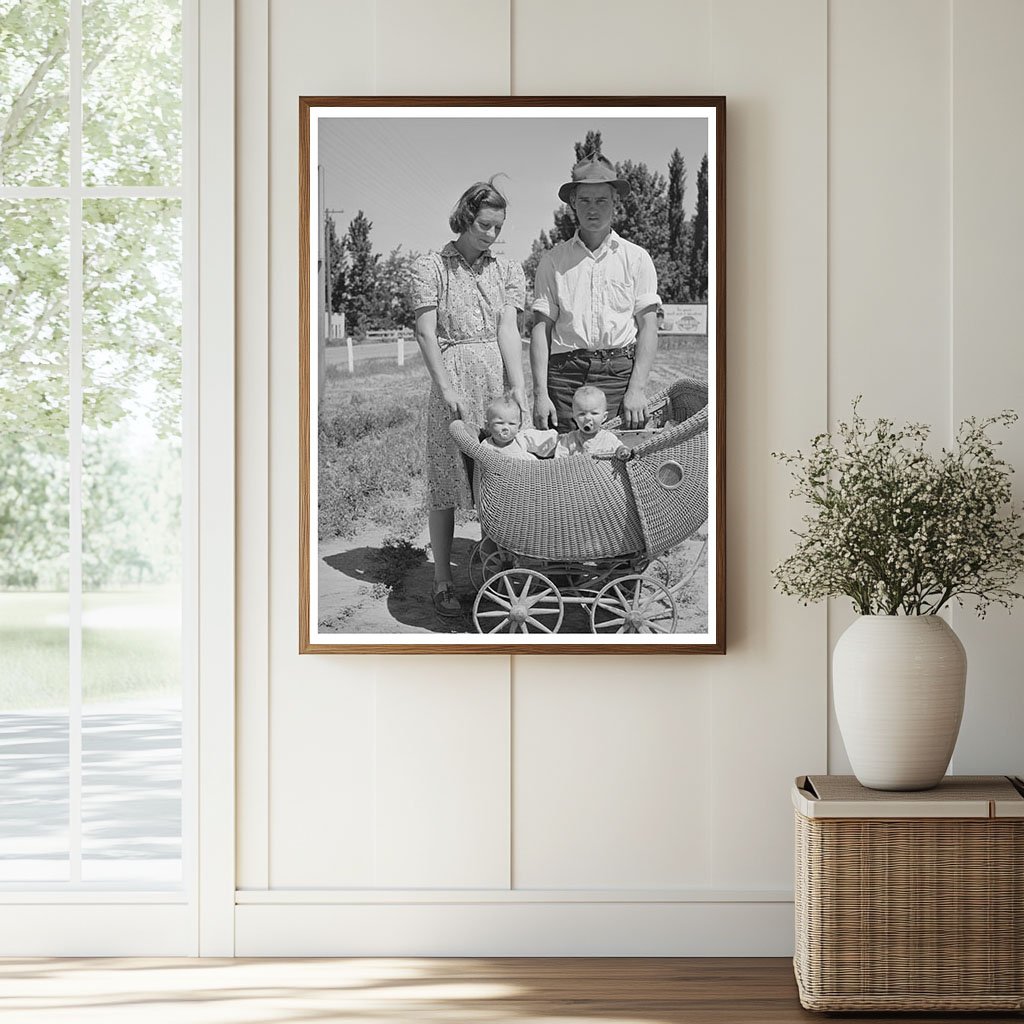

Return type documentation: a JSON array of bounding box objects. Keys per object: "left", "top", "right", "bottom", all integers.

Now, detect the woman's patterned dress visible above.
[{"left": 410, "top": 242, "right": 526, "bottom": 511}]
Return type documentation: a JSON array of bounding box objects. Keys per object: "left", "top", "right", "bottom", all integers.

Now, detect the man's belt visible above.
[{"left": 550, "top": 343, "right": 636, "bottom": 363}]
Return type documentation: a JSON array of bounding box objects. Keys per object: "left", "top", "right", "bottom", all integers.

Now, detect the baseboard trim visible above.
[
  {"left": 0, "top": 904, "right": 196, "bottom": 956},
  {"left": 236, "top": 887, "right": 792, "bottom": 904},
  {"left": 235, "top": 900, "right": 795, "bottom": 956}
]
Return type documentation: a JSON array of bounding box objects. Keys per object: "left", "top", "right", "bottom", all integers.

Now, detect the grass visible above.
[
  {"left": 318, "top": 361, "right": 429, "bottom": 542},
  {"left": 0, "top": 589, "right": 181, "bottom": 710}
]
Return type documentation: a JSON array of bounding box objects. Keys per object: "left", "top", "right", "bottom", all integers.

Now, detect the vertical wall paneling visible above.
[
  {"left": 511, "top": 0, "right": 713, "bottom": 95},
  {"left": 827, "top": 0, "right": 951, "bottom": 773},
  {"left": 197, "top": 0, "right": 236, "bottom": 955},
  {"left": 375, "top": 0, "right": 511, "bottom": 95},
  {"left": 271, "top": 671, "right": 379, "bottom": 886},
  {"left": 236, "top": 0, "right": 270, "bottom": 892},
  {"left": 828, "top": 0, "right": 951, "bottom": 422},
  {"left": 949, "top": 0, "right": 1024, "bottom": 777},
  {"left": 708, "top": 0, "right": 828, "bottom": 889},
  {"left": 374, "top": 661, "right": 511, "bottom": 888},
  {"left": 266, "top": 0, "right": 378, "bottom": 888},
  {"left": 513, "top": 667, "right": 713, "bottom": 889}
]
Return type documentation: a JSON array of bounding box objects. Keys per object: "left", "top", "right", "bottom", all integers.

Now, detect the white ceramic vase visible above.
[{"left": 833, "top": 615, "right": 967, "bottom": 791}]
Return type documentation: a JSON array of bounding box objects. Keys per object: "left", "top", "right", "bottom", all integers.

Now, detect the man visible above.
[{"left": 531, "top": 153, "right": 661, "bottom": 433}]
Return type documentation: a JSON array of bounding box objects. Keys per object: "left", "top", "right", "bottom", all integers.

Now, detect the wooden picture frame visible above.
[{"left": 300, "top": 96, "right": 725, "bottom": 653}]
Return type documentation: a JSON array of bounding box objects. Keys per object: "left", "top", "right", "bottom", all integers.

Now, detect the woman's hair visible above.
[{"left": 449, "top": 177, "right": 508, "bottom": 234}]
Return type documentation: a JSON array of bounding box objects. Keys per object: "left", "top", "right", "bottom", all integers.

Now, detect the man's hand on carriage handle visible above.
[
  {"left": 533, "top": 394, "right": 558, "bottom": 430},
  {"left": 441, "top": 387, "right": 470, "bottom": 422},
  {"left": 622, "top": 386, "right": 649, "bottom": 429}
]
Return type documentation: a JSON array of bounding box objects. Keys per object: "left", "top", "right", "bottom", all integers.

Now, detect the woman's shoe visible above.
[{"left": 432, "top": 582, "right": 462, "bottom": 618}]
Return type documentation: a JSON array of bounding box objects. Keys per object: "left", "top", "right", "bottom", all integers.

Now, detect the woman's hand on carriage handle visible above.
[
  {"left": 511, "top": 385, "right": 530, "bottom": 424},
  {"left": 496, "top": 304, "right": 529, "bottom": 424},
  {"left": 622, "top": 386, "right": 649, "bottom": 429},
  {"left": 414, "top": 307, "right": 468, "bottom": 421},
  {"left": 441, "top": 386, "right": 470, "bottom": 422}
]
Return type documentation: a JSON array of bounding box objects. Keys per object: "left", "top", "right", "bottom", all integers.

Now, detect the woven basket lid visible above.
[{"left": 793, "top": 774, "right": 1024, "bottom": 819}]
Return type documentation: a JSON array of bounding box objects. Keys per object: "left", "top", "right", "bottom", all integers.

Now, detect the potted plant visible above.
[{"left": 773, "top": 402, "right": 1024, "bottom": 790}]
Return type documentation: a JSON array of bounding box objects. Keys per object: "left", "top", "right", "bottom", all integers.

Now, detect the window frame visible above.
[{"left": 0, "top": 0, "right": 235, "bottom": 956}]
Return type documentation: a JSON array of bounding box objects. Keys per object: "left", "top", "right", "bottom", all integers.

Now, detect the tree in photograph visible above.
[
  {"left": 574, "top": 130, "right": 604, "bottom": 162},
  {"left": 551, "top": 204, "right": 576, "bottom": 243},
  {"left": 326, "top": 212, "right": 346, "bottom": 316},
  {"left": 664, "top": 147, "right": 689, "bottom": 303},
  {"left": 520, "top": 230, "right": 554, "bottom": 335},
  {"left": 612, "top": 159, "right": 670, "bottom": 291},
  {"left": 377, "top": 246, "right": 420, "bottom": 329},
  {"left": 686, "top": 153, "right": 709, "bottom": 303},
  {"left": 341, "top": 210, "right": 380, "bottom": 335},
  {"left": 522, "top": 229, "right": 552, "bottom": 286}
]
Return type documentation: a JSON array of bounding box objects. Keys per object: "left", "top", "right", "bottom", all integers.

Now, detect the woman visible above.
[{"left": 411, "top": 179, "right": 527, "bottom": 617}]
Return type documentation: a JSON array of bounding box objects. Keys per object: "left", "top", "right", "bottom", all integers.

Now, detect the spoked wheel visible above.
[
  {"left": 473, "top": 569, "right": 564, "bottom": 635},
  {"left": 589, "top": 574, "right": 679, "bottom": 635},
  {"left": 643, "top": 557, "right": 673, "bottom": 587},
  {"left": 468, "top": 541, "right": 509, "bottom": 590}
]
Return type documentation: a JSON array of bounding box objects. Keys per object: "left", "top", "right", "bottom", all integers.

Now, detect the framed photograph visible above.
[{"left": 300, "top": 96, "right": 725, "bottom": 654}]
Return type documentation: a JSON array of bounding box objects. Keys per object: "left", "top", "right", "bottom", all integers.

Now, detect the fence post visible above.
[
  {"left": 346, "top": 336, "right": 354, "bottom": 374},
  {"left": 397, "top": 335, "right": 405, "bottom": 366}
]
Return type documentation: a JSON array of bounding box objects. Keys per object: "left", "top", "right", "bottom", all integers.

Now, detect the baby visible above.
[
  {"left": 554, "top": 385, "right": 630, "bottom": 460},
  {"left": 481, "top": 394, "right": 558, "bottom": 460}
]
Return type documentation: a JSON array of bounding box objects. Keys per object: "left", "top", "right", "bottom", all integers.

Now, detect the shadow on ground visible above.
[
  {"left": 323, "top": 538, "right": 606, "bottom": 635},
  {"left": 324, "top": 537, "right": 478, "bottom": 633}
]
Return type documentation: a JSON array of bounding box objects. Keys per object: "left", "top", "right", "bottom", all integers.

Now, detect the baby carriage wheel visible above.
[
  {"left": 468, "top": 540, "right": 509, "bottom": 591},
  {"left": 473, "top": 569, "right": 564, "bottom": 634},
  {"left": 589, "top": 574, "right": 678, "bottom": 635}
]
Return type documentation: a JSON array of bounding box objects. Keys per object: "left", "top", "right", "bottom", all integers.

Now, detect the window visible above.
[{"left": 0, "top": 0, "right": 192, "bottom": 890}]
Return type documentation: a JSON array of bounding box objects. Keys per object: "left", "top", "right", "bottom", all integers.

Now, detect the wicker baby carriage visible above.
[{"left": 449, "top": 376, "right": 709, "bottom": 634}]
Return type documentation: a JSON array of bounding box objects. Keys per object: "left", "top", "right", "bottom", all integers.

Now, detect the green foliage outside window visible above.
[{"left": 1, "top": 0, "right": 183, "bottom": 591}]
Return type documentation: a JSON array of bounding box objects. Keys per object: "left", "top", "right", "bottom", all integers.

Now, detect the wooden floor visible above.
[{"left": 0, "top": 957, "right": 1020, "bottom": 1023}]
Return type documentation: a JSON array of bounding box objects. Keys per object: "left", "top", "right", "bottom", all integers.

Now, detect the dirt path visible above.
[{"left": 318, "top": 510, "right": 482, "bottom": 634}]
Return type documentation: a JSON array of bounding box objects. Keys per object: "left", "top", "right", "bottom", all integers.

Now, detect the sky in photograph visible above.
[{"left": 317, "top": 111, "right": 709, "bottom": 264}]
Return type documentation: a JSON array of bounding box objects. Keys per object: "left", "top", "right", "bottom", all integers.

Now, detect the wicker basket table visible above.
[{"left": 793, "top": 774, "right": 1024, "bottom": 1012}]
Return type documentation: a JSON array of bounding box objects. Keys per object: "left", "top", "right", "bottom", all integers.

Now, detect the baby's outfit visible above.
[
  {"left": 554, "top": 428, "right": 625, "bottom": 459},
  {"left": 483, "top": 427, "right": 559, "bottom": 461}
]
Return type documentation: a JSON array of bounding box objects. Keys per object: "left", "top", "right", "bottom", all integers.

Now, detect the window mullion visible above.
[{"left": 68, "top": 0, "right": 83, "bottom": 886}]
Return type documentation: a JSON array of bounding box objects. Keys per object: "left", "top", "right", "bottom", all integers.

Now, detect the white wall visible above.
[{"left": 234, "top": 0, "right": 1024, "bottom": 955}]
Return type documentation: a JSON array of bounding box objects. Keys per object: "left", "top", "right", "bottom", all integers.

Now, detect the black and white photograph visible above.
[{"left": 300, "top": 98, "right": 725, "bottom": 653}]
